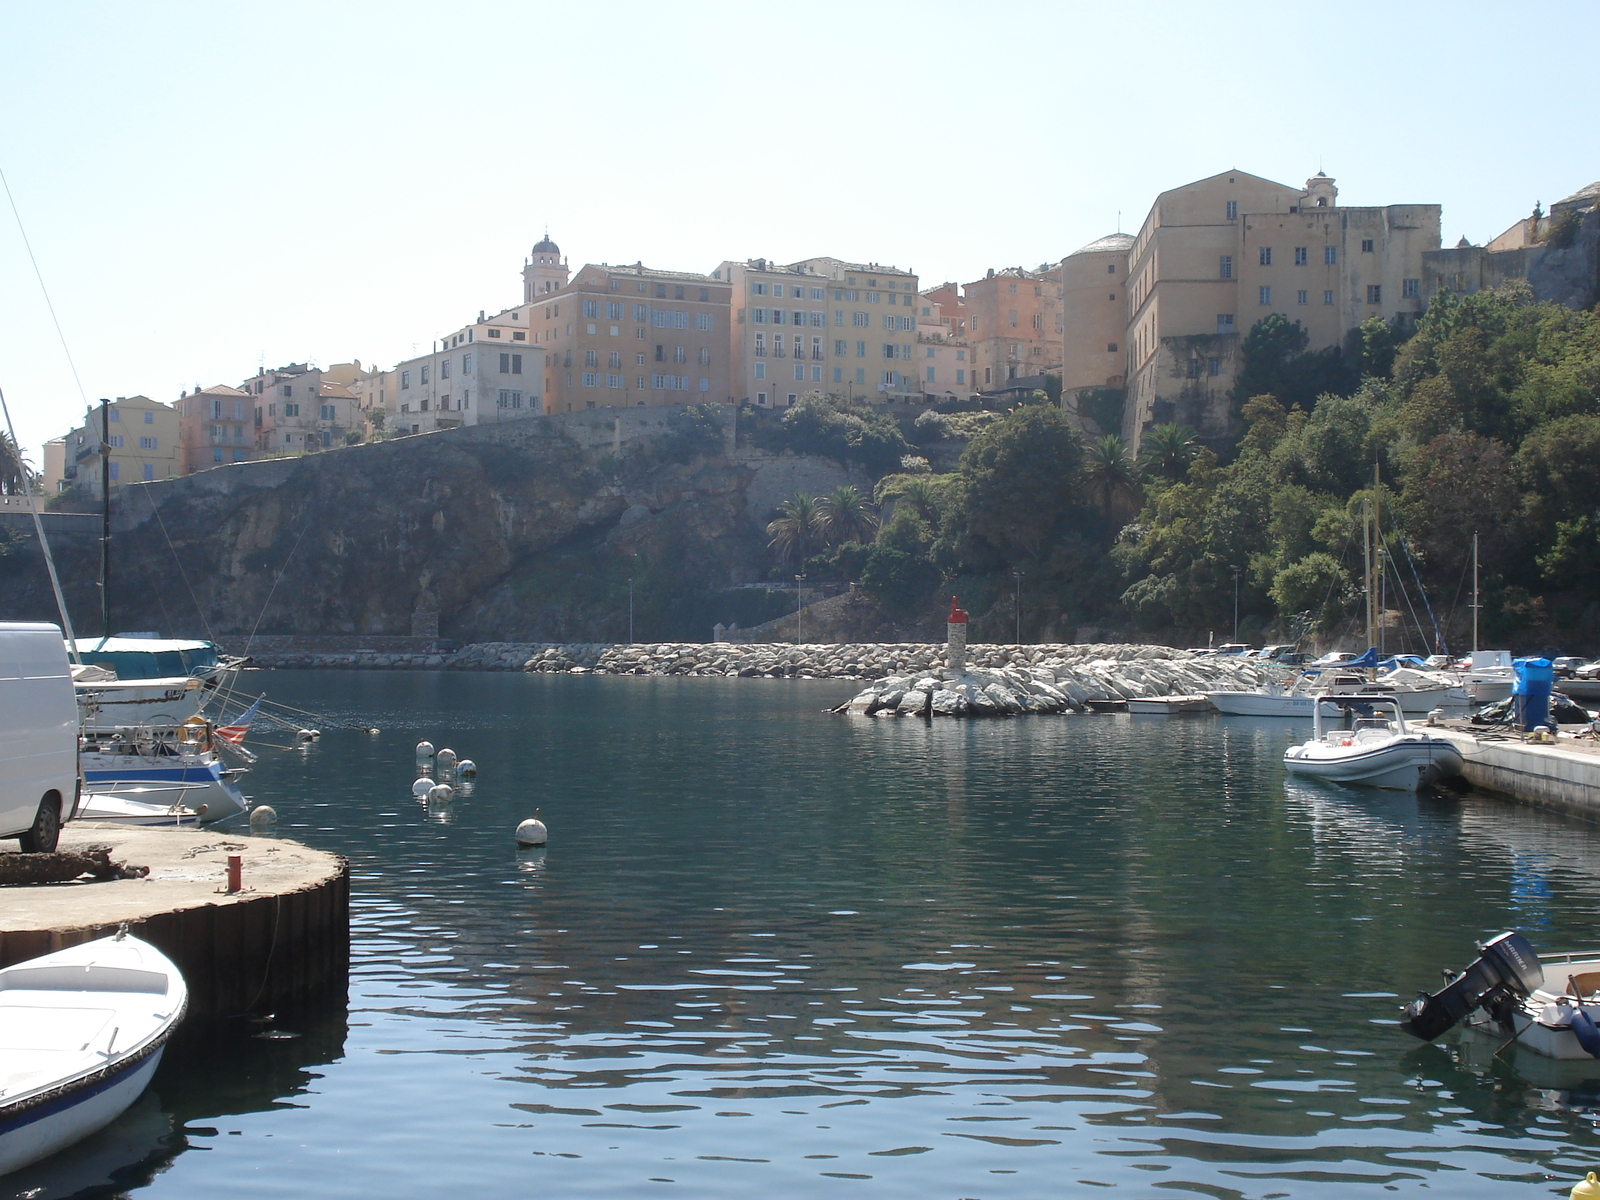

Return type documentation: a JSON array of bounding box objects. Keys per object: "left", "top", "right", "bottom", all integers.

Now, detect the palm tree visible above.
[
  {"left": 1139, "top": 423, "right": 1198, "bottom": 481},
  {"left": 876, "top": 475, "right": 942, "bottom": 525},
  {"left": 0, "top": 432, "right": 35, "bottom": 496},
  {"left": 814, "top": 485, "right": 878, "bottom": 547},
  {"left": 766, "top": 492, "right": 821, "bottom": 564},
  {"left": 1083, "top": 434, "right": 1138, "bottom": 513}
]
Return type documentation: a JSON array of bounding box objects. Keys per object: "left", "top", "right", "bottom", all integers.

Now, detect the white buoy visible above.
[
  {"left": 411, "top": 777, "right": 435, "bottom": 797},
  {"left": 515, "top": 809, "right": 547, "bottom": 846},
  {"left": 249, "top": 805, "right": 277, "bottom": 826},
  {"left": 436, "top": 748, "right": 458, "bottom": 770},
  {"left": 456, "top": 759, "right": 477, "bottom": 777},
  {"left": 368, "top": 727, "right": 381, "bottom": 736},
  {"left": 427, "top": 783, "right": 454, "bottom": 803},
  {"left": 415, "top": 740, "right": 435, "bottom": 759},
  {"left": 297, "top": 728, "right": 320, "bottom": 741}
]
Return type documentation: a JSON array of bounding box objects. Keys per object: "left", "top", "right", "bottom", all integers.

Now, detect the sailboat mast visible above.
[
  {"left": 100, "top": 398, "right": 111, "bottom": 639},
  {"left": 1472, "top": 530, "right": 1479, "bottom": 655}
]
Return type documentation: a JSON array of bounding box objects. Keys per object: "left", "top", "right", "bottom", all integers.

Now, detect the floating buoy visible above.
[
  {"left": 515, "top": 809, "right": 547, "bottom": 846},
  {"left": 436, "top": 748, "right": 458, "bottom": 770},
  {"left": 427, "top": 784, "right": 454, "bottom": 803},
  {"left": 296, "top": 728, "right": 320, "bottom": 741},
  {"left": 415, "top": 740, "right": 435, "bottom": 759},
  {"left": 368, "top": 727, "right": 381, "bottom": 736},
  {"left": 411, "top": 777, "right": 435, "bottom": 797},
  {"left": 249, "top": 805, "right": 277, "bottom": 826},
  {"left": 456, "top": 759, "right": 477, "bottom": 777}
]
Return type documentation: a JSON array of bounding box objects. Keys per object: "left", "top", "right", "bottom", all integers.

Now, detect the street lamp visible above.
[
  {"left": 627, "top": 576, "right": 634, "bottom": 645},
  {"left": 795, "top": 573, "right": 806, "bottom": 645},
  {"left": 1012, "top": 569, "right": 1024, "bottom": 645},
  {"left": 1230, "top": 564, "right": 1241, "bottom": 643}
]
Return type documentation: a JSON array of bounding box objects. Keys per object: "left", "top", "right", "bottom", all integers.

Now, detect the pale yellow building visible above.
[
  {"left": 240, "top": 363, "right": 364, "bottom": 455},
  {"left": 1062, "top": 170, "right": 1440, "bottom": 450},
  {"left": 1059, "top": 233, "right": 1134, "bottom": 431},
  {"left": 790, "top": 257, "right": 921, "bottom": 403},
  {"left": 56, "top": 395, "right": 180, "bottom": 498},
  {"left": 915, "top": 294, "right": 974, "bottom": 399},
  {"left": 713, "top": 258, "right": 832, "bottom": 407}
]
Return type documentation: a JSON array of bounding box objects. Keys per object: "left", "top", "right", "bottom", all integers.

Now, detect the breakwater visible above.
[{"left": 238, "top": 639, "right": 1280, "bottom": 710}]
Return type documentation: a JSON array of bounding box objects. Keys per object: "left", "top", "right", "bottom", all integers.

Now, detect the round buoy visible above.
[
  {"left": 515, "top": 809, "right": 547, "bottom": 846},
  {"left": 436, "top": 748, "right": 458, "bottom": 770},
  {"left": 415, "top": 740, "right": 435, "bottom": 759},
  {"left": 456, "top": 759, "right": 477, "bottom": 777},
  {"left": 368, "top": 727, "right": 381, "bottom": 736},
  {"left": 297, "top": 728, "right": 320, "bottom": 741},
  {"left": 427, "top": 783, "right": 454, "bottom": 803},
  {"left": 411, "top": 777, "right": 435, "bottom": 797},
  {"left": 249, "top": 805, "right": 277, "bottom": 826}
]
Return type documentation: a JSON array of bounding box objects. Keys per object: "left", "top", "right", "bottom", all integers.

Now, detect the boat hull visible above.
[
  {"left": 1206, "top": 691, "right": 1315, "bottom": 717},
  {"left": 0, "top": 1046, "right": 165, "bottom": 1176},
  {"left": 78, "top": 755, "right": 245, "bottom": 822},
  {"left": 1127, "top": 695, "right": 1210, "bottom": 715},
  {"left": 1283, "top": 738, "right": 1465, "bottom": 790}
]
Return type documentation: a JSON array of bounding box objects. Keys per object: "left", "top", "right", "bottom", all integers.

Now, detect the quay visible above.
[
  {"left": 0, "top": 826, "right": 348, "bottom": 1020},
  {"left": 1436, "top": 724, "right": 1600, "bottom": 820}
]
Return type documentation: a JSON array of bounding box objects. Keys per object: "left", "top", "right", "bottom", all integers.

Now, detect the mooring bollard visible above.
[{"left": 227, "top": 853, "right": 242, "bottom": 894}]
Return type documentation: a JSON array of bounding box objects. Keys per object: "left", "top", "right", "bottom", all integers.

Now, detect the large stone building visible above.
[
  {"left": 55, "top": 395, "right": 180, "bottom": 498},
  {"left": 964, "top": 265, "right": 1063, "bottom": 391},
  {"left": 176, "top": 383, "right": 255, "bottom": 473},
  {"left": 1422, "top": 180, "right": 1600, "bottom": 310},
  {"left": 915, "top": 288, "right": 974, "bottom": 399},
  {"left": 789, "top": 257, "right": 922, "bottom": 403},
  {"left": 239, "top": 362, "right": 364, "bottom": 456},
  {"left": 1060, "top": 170, "right": 1440, "bottom": 450},
  {"left": 390, "top": 309, "right": 539, "bottom": 435},
  {"left": 713, "top": 258, "right": 833, "bottom": 407}
]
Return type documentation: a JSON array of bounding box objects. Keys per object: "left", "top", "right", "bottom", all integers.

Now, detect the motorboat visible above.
[
  {"left": 1459, "top": 650, "right": 1516, "bottom": 705},
  {"left": 1282, "top": 695, "right": 1464, "bottom": 790},
  {"left": 68, "top": 635, "right": 241, "bottom": 685},
  {"left": 77, "top": 719, "right": 247, "bottom": 822},
  {"left": 75, "top": 784, "right": 205, "bottom": 827},
  {"left": 1400, "top": 932, "right": 1600, "bottom": 1063},
  {"left": 0, "top": 932, "right": 187, "bottom": 1176},
  {"left": 73, "top": 665, "right": 205, "bottom": 733},
  {"left": 1206, "top": 670, "right": 1356, "bottom": 717}
]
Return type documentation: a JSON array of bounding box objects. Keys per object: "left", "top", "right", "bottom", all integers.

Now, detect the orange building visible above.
[
  {"left": 963, "top": 265, "right": 1063, "bottom": 391},
  {"left": 176, "top": 383, "right": 256, "bottom": 473}
]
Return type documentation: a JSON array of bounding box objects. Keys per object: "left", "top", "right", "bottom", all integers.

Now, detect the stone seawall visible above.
[{"left": 238, "top": 639, "right": 1282, "bottom": 713}]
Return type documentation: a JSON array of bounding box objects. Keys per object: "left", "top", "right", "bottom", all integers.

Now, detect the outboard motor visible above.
[{"left": 1400, "top": 931, "right": 1544, "bottom": 1042}]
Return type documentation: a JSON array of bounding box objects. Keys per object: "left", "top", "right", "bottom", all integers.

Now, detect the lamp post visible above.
[
  {"left": 1012, "top": 569, "right": 1024, "bottom": 645},
  {"left": 795, "top": 573, "right": 806, "bottom": 645},
  {"left": 1230, "top": 564, "right": 1241, "bottom": 643},
  {"left": 627, "top": 576, "right": 634, "bottom": 645}
]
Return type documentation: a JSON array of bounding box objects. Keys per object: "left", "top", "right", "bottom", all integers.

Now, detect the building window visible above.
[
  {"left": 1361, "top": 239, "right": 1375, "bottom": 253},
  {"left": 1107, "top": 342, "right": 1119, "bottom": 353},
  {"left": 1007, "top": 309, "right": 1018, "bottom": 327},
  {"left": 584, "top": 350, "right": 597, "bottom": 367},
  {"left": 1367, "top": 285, "right": 1382, "bottom": 303},
  {"left": 794, "top": 365, "right": 805, "bottom": 381},
  {"left": 441, "top": 359, "right": 451, "bottom": 379},
  {"left": 212, "top": 449, "right": 223, "bottom": 463},
  {"left": 138, "top": 435, "right": 156, "bottom": 449},
  {"left": 498, "top": 390, "right": 523, "bottom": 409},
  {"left": 1325, "top": 246, "right": 1338, "bottom": 265},
  {"left": 281, "top": 384, "right": 292, "bottom": 397},
  {"left": 143, "top": 411, "right": 154, "bottom": 424},
  {"left": 1324, "top": 290, "right": 1335, "bottom": 305},
  {"left": 832, "top": 367, "right": 842, "bottom": 383},
  {"left": 752, "top": 308, "right": 766, "bottom": 323},
  {"left": 1219, "top": 256, "right": 1233, "bottom": 279},
  {"left": 753, "top": 283, "right": 766, "bottom": 296},
  {"left": 401, "top": 370, "right": 410, "bottom": 388},
  {"left": 320, "top": 404, "right": 336, "bottom": 420},
  {"left": 698, "top": 347, "right": 711, "bottom": 365},
  {"left": 926, "top": 366, "right": 936, "bottom": 383},
  {"left": 855, "top": 368, "right": 866, "bottom": 384},
  {"left": 1217, "top": 314, "right": 1235, "bottom": 334},
  {"left": 1403, "top": 278, "right": 1420, "bottom": 298},
  {"left": 420, "top": 367, "right": 429, "bottom": 384},
  {"left": 1297, "top": 290, "right": 1308, "bottom": 305},
  {"left": 1259, "top": 247, "right": 1272, "bottom": 266},
  {"left": 1294, "top": 247, "right": 1308, "bottom": 266},
  {"left": 1208, "top": 357, "right": 1221, "bottom": 377},
  {"left": 463, "top": 353, "right": 472, "bottom": 372},
  {"left": 1258, "top": 286, "right": 1272, "bottom": 306},
  {"left": 582, "top": 372, "right": 599, "bottom": 387},
  {"left": 696, "top": 313, "right": 713, "bottom": 331},
  {"left": 955, "top": 369, "right": 966, "bottom": 385},
  {"left": 488, "top": 328, "right": 502, "bottom": 338},
  {"left": 1226, "top": 200, "right": 1238, "bottom": 220},
  {"left": 582, "top": 299, "right": 599, "bottom": 319},
  {"left": 755, "top": 362, "right": 766, "bottom": 379},
  {"left": 956, "top": 350, "right": 966, "bottom": 361},
  {"left": 283, "top": 403, "right": 299, "bottom": 417}
]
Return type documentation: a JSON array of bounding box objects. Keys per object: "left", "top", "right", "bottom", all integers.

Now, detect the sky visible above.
[{"left": 1, "top": 0, "right": 1597, "bottom": 459}]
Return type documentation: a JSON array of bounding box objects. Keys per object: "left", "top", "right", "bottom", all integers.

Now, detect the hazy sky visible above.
[{"left": 1, "top": 0, "right": 1596, "bottom": 458}]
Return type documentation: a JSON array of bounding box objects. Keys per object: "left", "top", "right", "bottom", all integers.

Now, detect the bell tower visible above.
[
  {"left": 523, "top": 231, "right": 569, "bottom": 302},
  {"left": 1301, "top": 172, "right": 1338, "bottom": 209}
]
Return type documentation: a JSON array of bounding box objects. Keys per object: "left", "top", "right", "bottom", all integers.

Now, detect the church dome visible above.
[{"left": 532, "top": 233, "right": 560, "bottom": 254}]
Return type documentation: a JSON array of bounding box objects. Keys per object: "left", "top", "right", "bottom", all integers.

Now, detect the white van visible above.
[{"left": 0, "top": 622, "right": 79, "bottom": 852}]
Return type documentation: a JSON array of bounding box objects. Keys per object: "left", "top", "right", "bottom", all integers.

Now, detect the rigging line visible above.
[
  {"left": 1391, "top": 522, "right": 1448, "bottom": 653},
  {"left": 0, "top": 165, "right": 90, "bottom": 408},
  {"left": 243, "top": 517, "right": 313, "bottom": 655},
  {"left": 0, "top": 383, "right": 79, "bottom": 658},
  {"left": 143, "top": 485, "right": 218, "bottom": 644}
]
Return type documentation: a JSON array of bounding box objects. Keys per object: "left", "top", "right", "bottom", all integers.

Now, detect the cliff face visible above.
[{"left": 5, "top": 409, "right": 864, "bottom": 644}]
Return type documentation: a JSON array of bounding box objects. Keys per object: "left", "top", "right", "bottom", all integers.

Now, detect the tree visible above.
[
  {"left": 1398, "top": 431, "right": 1517, "bottom": 582},
  {"left": 875, "top": 474, "right": 944, "bottom": 525},
  {"left": 765, "top": 493, "right": 820, "bottom": 564},
  {"left": 1230, "top": 313, "right": 1356, "bottom": 415},
  {"left": 860, "top": 545, "right": 941, "bottom": 610},
  {"left": 814, "top": 485, "right": 878, "bottom": 547},
  {"left": 947, "top": 405, "right": 1085, "bottom": 564},
  {"left": 1270, "top": 552, "right": 1351, "bottom": 628},
  {"left": 1138, "top": 423, "right": 1198, "bottom": 481},
  {"left": 1083, "top": 433, "right": 1139, "bottom": 515},
  {"left": 0, "top": 432, "right": 36, "bottom": 496}
]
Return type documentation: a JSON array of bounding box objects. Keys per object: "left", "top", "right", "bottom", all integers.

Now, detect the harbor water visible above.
[{"left": 15, "top": 670, "right": 1600, "bottom": 1198}]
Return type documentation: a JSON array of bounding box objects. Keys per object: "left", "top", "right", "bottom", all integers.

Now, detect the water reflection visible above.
[{"left": 71, "top": 673, "right": 1600, "bottom": 1197}]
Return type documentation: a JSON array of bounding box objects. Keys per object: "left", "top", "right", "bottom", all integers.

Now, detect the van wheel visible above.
[{"left": 18, "top": 797, "right": 61, "bottom": 854}]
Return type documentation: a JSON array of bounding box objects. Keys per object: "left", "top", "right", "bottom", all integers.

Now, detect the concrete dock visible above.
[
  {"left": 1437, "top": 724, "right": 1600, "bottom": 818},
  {"left": 0, "top": 826, "right": 348, "bottom": 1020}
]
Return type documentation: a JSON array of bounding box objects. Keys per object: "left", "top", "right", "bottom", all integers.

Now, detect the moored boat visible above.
[
  {"left": 77, "top": 719, "right": 247, "bottom": 822},
  {"left": 1127, "top": 694, "right": 1210, "bottom": 715},
  {"left": 0, "top": 932, "right": 187, "bottom": 1177},
  {"left": 1282, "top": 695, "right": 1464, "bottom": 790}
]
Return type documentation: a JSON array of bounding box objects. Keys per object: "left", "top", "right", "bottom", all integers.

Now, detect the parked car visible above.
[
  {"left": 1552, "top": 656, "right": 1588, "bottom": 678},
  {"left": 0, "top": 622, "right": 78, "bottom": 853},
  {"left": 1214, "top": 643, "right": 1253, "bottom": 656},
  {"left": 1278, "top": 652, "right": 1309, "bottom": 666},
  {"left": 1313, "top": 651, "right": 1357, "bottom": 667}
]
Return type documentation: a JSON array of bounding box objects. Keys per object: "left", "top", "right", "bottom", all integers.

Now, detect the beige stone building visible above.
[
  {"left": 1422, "top": 180, "right": 1600, "bottom": 310},
  {"left": 964, "top": 265, "right": 1063, "bottom": 391},
  {"left": 56, "top": 395, "right": 180, "bottom": 498},
  {"left": 713, "top": 258, "right": 833, "bottom": 407},
  {"left": 176, "top": 383, "right": 255, "bottom": 473},
  {"left": 1060, "top": 170, "right": 1440, "bottom": 449},
  {"left": 239, "top": 363, "right": 364, "bottom": 455},
  {"left": 40, "top": 437, "right": 65, "bottom": 494},
  {"left": 390, "top": 308, "right": 539, "bottom": 435},
  {"left": 789, "top": 257, "right": 921, "bottom": 403},
  {"left": 915, "top": 294, "right": 974, "bottom": 399}
]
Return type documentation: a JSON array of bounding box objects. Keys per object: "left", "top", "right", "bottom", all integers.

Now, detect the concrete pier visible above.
[
  {"left": 0, "top": 826, "right": 348, "bottom": 1020},
  {"left": 1436, "top": 726, "right": 1600, "bottom": 819}
]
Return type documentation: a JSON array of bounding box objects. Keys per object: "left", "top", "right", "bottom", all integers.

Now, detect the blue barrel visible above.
[{"left": 1513, "top": 657, "right": 1554, "bottom": 731}]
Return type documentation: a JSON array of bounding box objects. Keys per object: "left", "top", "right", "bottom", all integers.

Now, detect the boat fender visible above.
[
  {"left": 1571, "top": 1170, "right": 1600, "bottom": 1200},
  {"left": 1569, "top": 1001, "right": 1600, "bottom": 1059},
  {"left": 1542, "top": 1001, "right": 1576, "bottom": 1027}
]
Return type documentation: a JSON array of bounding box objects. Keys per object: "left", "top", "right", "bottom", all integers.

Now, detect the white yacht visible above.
[{"left": 1283, "top": 695, "right": 1465, "bottom": 790}]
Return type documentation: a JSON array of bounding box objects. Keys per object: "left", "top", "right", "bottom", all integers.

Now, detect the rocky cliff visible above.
[{"left": 0, "top": 408, "right": 868, "bottom": 644}]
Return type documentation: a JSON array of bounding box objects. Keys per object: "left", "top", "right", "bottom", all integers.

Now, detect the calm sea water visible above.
[{"left": 12, "top": 670, "right": 1600, "bottom": 1199}]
